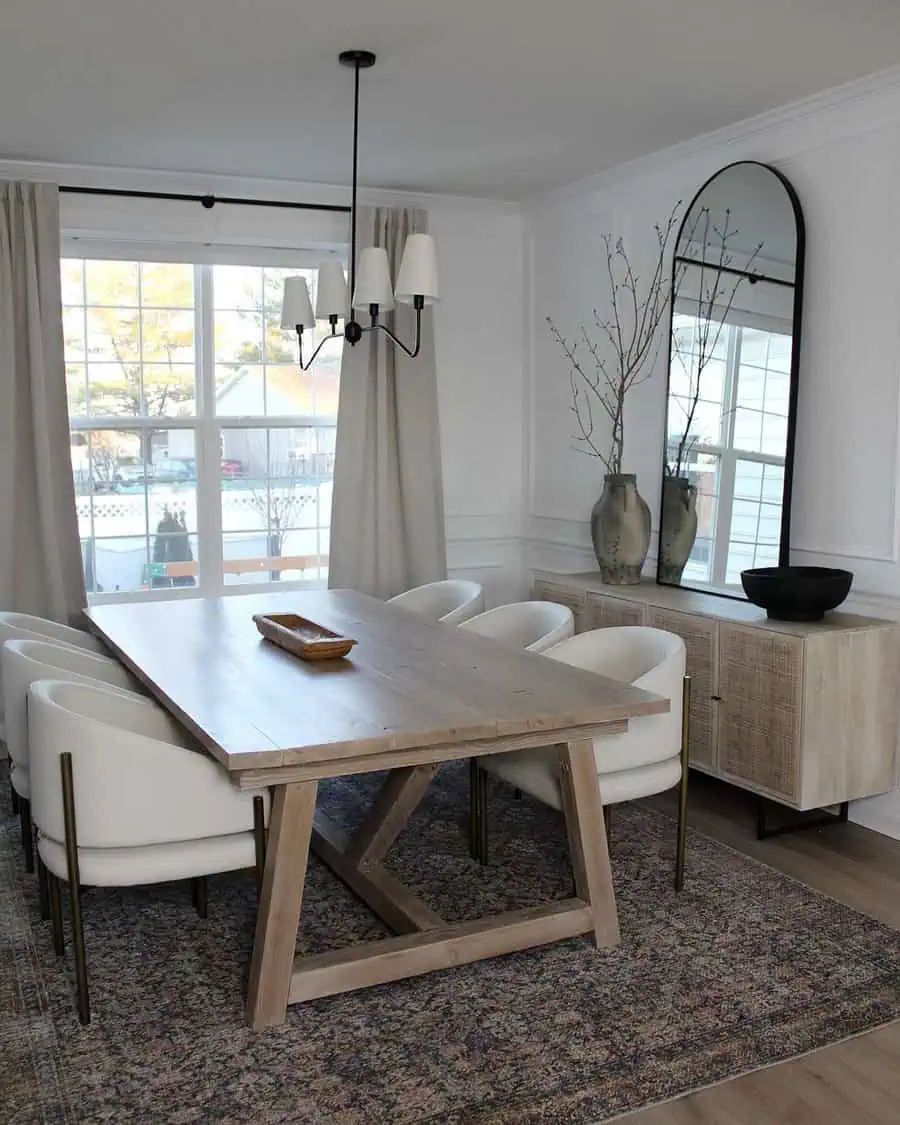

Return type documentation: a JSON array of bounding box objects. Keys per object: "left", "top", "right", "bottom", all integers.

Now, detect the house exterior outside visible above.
[{"left": 167, "top": 362, "right": 337, "bottom": 479}]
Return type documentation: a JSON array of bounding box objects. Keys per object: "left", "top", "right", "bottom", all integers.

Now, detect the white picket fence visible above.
[
  {"left": 79, "top": 482, "right": 332, "bottom": 593},
  {"left": 76, "top": 483, "right": 330, "bottom": 537}
]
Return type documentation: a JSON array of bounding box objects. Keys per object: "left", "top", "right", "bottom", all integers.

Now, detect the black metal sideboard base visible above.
[{"left": 755, "top": 796, "right": 850, "bottom": 841}]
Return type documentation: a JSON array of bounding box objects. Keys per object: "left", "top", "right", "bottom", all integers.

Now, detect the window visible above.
[
  {"left": 62, "top": 255, "right": 342, "bottom": 601},
  {"left": 668, "top": 313, "right": 791, "bottom": 587}
]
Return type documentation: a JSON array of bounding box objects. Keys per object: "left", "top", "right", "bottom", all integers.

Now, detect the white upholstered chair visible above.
[
  {"left": 470, "top": 627, "right": 690, "bottom": 890},
  {"left": 459, "top": 600, "right": 575, "bottom": 654},
  {"left": 2, "top": 638, "right": 142, "bottom": 873},
  {"left": 460, "top": 602, "right": 575, "bottom": 851},
  {"left": 0, "top": 611, "right": 105, "bottom": 747},
  {"left": 28, "top": 679, "right": 270, "bottom": 1024},
  {"left": 388, "top": 579, "right": 484, "bottom": 626}
]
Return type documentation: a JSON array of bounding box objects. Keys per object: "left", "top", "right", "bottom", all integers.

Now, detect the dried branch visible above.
[{"left": 548, "top": 201, "right": 682, "bottom": 474}]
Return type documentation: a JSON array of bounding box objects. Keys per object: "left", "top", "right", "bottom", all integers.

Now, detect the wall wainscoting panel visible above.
[{"left": 446, "top": 513, "right": 525, "bottom": 606}]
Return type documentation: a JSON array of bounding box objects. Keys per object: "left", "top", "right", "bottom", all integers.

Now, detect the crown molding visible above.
[
  {"left": 0, "top": 156, "right": 520, "bottom": 217},
  {"left": 525, "top": 62, "right": 900, "bottom": 211}
]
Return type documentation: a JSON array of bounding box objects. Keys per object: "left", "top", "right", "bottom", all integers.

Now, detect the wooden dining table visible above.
[{"left": 86, "top": 589, "right": 667, "bottom": 1030}]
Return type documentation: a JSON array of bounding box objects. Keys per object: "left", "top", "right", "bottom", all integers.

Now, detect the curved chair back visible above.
[
  {"left": 0, "top": 612, "right": 106, "bottom": 737},
  {"left": 29, "top": 679, "right": 256, "bottom": 849},
  {"left": 388, "top": 579, "right": 484, "bottom": 626},
  {"left": 459, "top": 600, "right": 574, "bottom": 654},
  {"left": 0, "top": 612, "right": 105, "bottom": 656},
  {"left": 2, "top": 638, "right": 140, "bottom": 786},
  {"left": 547, "top": 627, "right": 686, "bottom": 769}
]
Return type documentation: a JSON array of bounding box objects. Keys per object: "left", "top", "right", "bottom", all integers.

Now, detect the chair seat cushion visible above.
[
  {"left": 599, "top": 758, "right": 681, "bottom": 805},
  {"left": 480, "top": 748, "right": 681, "bottom": 809},
  {"left": 482, "top": 747, "right": 564, "bottom": 810},
  {"left": 38, "top": 830, "right": 257, "bottom": 886}
]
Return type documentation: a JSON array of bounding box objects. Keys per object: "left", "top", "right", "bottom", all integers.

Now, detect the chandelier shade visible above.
[
  {"left": 352, "top": 247, "right": 396, "bottom": 312},
  {"left": 395, "top": 233, "right": 439, "bottom": 305},
  {"left": 280, "top": 276, "right": 315, "bottom": 330},
  {"left": 315, "top": 259, "right": 349, "bottom": 320}
]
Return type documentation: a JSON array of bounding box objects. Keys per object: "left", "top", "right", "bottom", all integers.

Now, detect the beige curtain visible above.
[
  {"left": 0, "top": 182, "right": 85, "bottom": 622},
  {"left": 329, "top": 207, "right": 447, "bottom": 597}
]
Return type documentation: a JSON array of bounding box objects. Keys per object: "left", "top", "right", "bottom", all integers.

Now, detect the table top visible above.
[{"left": 86, "top": 590, "right": 667, "bottom": 771}]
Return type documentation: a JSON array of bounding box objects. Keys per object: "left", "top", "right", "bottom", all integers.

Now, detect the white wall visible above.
[
  {"left": 522, "top": 68, "right": 900, "bottom": 837},
  {"left": 0, "top": 158, "right": 526, "bottom": 606},
  {"left": 430, "top": 203, "right": 525, "bottom": 605}
]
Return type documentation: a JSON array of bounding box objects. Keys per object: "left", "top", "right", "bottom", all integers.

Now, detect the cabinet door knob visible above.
[{"left": 711, "top": 694, "right": 722, "bottom": 702}]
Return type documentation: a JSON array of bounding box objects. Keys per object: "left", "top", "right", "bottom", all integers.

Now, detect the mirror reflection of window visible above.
[{"left": 667, "top": 310, "right": 792, "bottom": 587}]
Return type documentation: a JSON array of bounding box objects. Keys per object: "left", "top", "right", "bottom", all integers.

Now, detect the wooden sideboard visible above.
[{"left": 532, "top": 571, "right": 900, "bottom": 812}]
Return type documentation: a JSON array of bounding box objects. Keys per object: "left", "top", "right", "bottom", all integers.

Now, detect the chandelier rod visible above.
[
  {"left": 339, "top": 48, "right": 376, "bottom": 320},
  {"left": 349, "top": 58, "right": 361, "bottom": 304}
]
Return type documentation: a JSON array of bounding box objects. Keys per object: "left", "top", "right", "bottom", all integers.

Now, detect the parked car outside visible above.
[
  {"left": 152, "top": 458, "right": 195, "bottom": 483},
  {"left": 220, "top": 458, "right": 245, "bottom": 478},
  {"left": 114, "top": 457, "right": 144, "bottom": 485}
]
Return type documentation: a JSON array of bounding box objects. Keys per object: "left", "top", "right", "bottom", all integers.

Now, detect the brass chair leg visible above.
[
  {"left": 20, "top": 797, "right": 34, "bottom": 873},
  {"left": 48, "top": 871, "right": 66, "bottom": 957},
  {"left": 468, "top": 758, "right": 479, "bottom": 861},
  {"left": 674, "top": 675, "right": 691, "bottom": 892},
  {"left": 468, "top": 759, "right": 489, "bottom": 864},
  {"left": 61, "top": 752, "right": 90, "bottom": 1025},
  {"left": 478, "top": 767, "right": 488, "bottom": 864},
  {"left": 253, "top": 795, "right": 266, "bottom": 899},
  {"left": 192, "top": 876, "right": 208, "bottom": 919},
  {"left": 37, "top": 855, "right": 51, "bottom": 921}
]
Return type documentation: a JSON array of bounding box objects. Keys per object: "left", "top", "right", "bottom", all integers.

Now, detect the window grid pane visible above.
[
  {"left": 63, "top": 255, "right": 341, "bottom": 600},
  {"left": 72, "top": 427, "right": 199, "bottom": 596},
  {"left": 219, "top": 425, "right": 333, "bottom": 585}
]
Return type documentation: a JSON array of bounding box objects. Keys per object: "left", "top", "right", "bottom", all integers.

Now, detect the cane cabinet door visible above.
[
  {"left": 717, "top": 623, "right": 803, "bottom": 801},
  {"left": 587, "top": 593, "right": 648, "bottom": 630}
]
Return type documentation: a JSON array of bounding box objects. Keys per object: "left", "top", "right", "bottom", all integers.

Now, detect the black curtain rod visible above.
[
  {"left": 673, "top": 254, "right": 795, "bottom": 289},
  {"left": 59, "top": 184, "right": 351, "bottom": 214}
]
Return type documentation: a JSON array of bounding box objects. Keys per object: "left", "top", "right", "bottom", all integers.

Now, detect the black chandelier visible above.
[{"left": 280, "top": 50, "right": 439, "bottom": 370}]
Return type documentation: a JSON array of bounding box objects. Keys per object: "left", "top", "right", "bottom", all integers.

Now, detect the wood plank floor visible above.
[{"left": 625, "top": 775, "right": 900, "bottom": 1124}]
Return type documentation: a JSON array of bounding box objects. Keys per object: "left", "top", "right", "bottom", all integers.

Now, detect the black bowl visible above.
[{"left": 740, "top": 566, "right": 853, "bottom": 622}]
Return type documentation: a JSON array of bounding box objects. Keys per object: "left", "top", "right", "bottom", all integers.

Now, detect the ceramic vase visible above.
[
  {"left": 658, "top": 476, "right": 698, "bottom": 584},
  {"left": 590, "top": 474, "right": 651, "bottom": 585}
]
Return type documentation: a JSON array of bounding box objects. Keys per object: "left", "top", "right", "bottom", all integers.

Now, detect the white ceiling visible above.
[{"left": 2, "top": 0, "right": 900, "bottom": 200}]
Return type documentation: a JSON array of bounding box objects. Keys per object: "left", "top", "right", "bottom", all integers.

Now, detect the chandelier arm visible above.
[
  {"left": 361, "top": 305, "right": 424, "bottom": 359},
  {"left": 296, "top": 331, "right": 339, "bottom": 372}
]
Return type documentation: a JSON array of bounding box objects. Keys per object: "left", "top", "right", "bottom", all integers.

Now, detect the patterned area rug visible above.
[{"left": 3, "top": 761, "right": 900, "bottom": 1125}]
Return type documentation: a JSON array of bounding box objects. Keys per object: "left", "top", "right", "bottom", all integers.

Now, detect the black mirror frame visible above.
[{"left": 656, "top": 159, "right": 806, "bottom": 596}]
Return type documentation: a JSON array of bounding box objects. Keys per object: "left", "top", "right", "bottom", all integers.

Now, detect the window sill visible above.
[{"left": 86, "top": 576, "right": 329, "bottom": 607}]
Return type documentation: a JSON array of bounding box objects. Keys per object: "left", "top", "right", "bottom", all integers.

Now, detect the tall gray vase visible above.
[
  {"left": 658, "top": 476, "right": 698, "bottom": 584},
  {"left": 591, "top": 474, "right": 651, "bottom": 585}
]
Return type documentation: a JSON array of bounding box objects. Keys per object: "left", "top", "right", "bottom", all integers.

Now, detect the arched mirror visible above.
[{"left": 657, "top": 161, "right": 805, "bottom": 595}]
